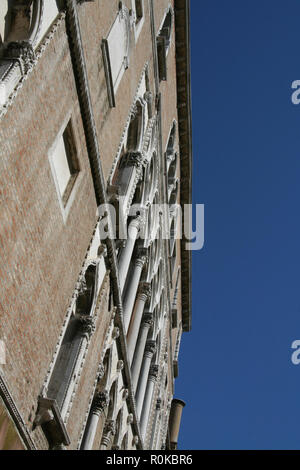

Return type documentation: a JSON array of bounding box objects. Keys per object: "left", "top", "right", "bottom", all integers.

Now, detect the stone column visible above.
[
  {"left": 150, "top": 398, "right": 162, "bottom": 449},
  {"left": 127, "top": 282, "right": 151, "bottom": 364},
  {"left": 140, "top": 364, "right": 159, "bottom": 440},
  {"left": 81, "top": 391, "right": 109, "bottom": 450},
  {"left": 100, "top": 419, "right": 116, "bottom": 450},
  {"left": 135, "top": 341, "right": 156, "bottom": 420},
  {"left": 118, "top": 217, "right": 142, "bottom": 292},
  {"left": 123, "top": 248, "right": 148, "bottom": 333},
  {"left": 131, "top": 313, "right": 153, "bottom": 392}
]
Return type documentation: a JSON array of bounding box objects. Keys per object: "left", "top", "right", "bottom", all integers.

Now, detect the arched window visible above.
[
  {"left": 126, "top": 100, "right": 144, "bottom": 152},
  {"left": 156, "top": 7, "right": 173, "bottom": 81},
  {"left": 0, "top": 1, "right": 58, "bottom": 46},
  {"left": 46, "top": 262, "right": 100, "bottom": 412},
  {"left": 169, "top": 180, "right": 179, "bottom": 206},
  {"left": 159, "top": 9, "right": 172, "bottom": 49}
]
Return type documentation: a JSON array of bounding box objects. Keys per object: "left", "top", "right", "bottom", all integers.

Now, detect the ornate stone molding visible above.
[
  {"left": 0, "top": 12, "right": 65, "bottom": 119},
  {"left": 3, "top": 40, "right": 36, "bottom": 74},
  {"left": 120, "top": 151, "right": 144, "bottom": 169}
]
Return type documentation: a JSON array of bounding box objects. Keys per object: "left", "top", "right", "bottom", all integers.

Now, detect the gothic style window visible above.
[
  {"left": 46, "top": 263, "right": 99, "bottom": 412},
  {"left": 157, "top": 7, "right": 173, "bottom": 81},
  {"left": 0, "top": 1, "right": 59, "bottom": 108},
  {"left": 126, "top": 101, "right": 144, "bottom": 152},
  {"left": 102, "top": 2, "right": 131, "bottom": 107},
  {"left": 48, "top": 118, "right": 80, "bottom": 215}
]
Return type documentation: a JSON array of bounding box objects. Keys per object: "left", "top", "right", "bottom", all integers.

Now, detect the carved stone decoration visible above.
[
  {"left": 97, "top": 364, "right": 105, "bottom": 382},
  {"left": 137, "top": 282, "right": 152, "bottom": 301},
  {"left": 142, "top": 312, "right": 154, "bottom": 328},
  {"left": 112, "top": 327, "right": 120, "bottom": 340},
  {"left": 101, "top": 419, "right": 117, "bottom": 448},
  {"left": 132, "top": 435, "right": 139, "bottom": 446},
  {"left": 127, "top": 413, "right": 134, "bottom": 425},
  {"left": 156, "top": 399, "right": 162, "bottom": 411},
  {"left": 103, "top": 419, "right": 116, "bottom": 436},
  {"left": 145, "top": 340, "right": 156, "bottom": 358},
  {"left": 78, "top": 315, "right": 95, "bottom": 338},
  {"left": 134, "top": 246, "right": 148, "bottom": 268},
  {"left": 144, "top": 91, "right": 152, "bottom": 105},
  {"left": 149, "top": 364, "right": 159, "bottom": 380},
  {"left": 120, "top": 151, "right": 144, "bottom": 169},
  {"left": 4, "top": 41, "right": 36, "bottom": 74},
  {"left": 122, "top": 389, "right": 129, "bottom": 401},
  {"left": 97, "top": 244, "right": 107, "bottom": 258},
  {"left": 117, "top": 360, "right": 124, "bottom": 372},
  {"left": 92, "top": 391, "right": 109, "bottom": 415}
]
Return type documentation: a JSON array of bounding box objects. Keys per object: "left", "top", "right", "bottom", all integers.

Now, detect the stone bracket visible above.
[{"left": 34, "top": 397, "right": 71, "bottom": 448}]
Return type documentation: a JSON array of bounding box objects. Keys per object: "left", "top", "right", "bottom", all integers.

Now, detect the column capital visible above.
[
  {"left": 137, "top": 282, "right": 151, "bottom": 301},
  {"left": 103, "top": 419, "right": 116, "bottom": 436},
  {"left": 4, "top": 40, "right": 36, "bottom": 74},
  {"left": 120, "top": 151, "right": 143, "bottom": 169},
  {"left": 149, "top": 364, "right": 159, "bottom": 380},
  {"left": 141, "top": 312, "right": 153, "bottom": 328},
  {"left": 92, "top": 391, "right": 109, "bottom": 415},
  {"left": 78, "top": 315, "right": 95, "bottom": 339},
  {"left": 129, "top": 214, "right": 144, "bottom": 230},
  {"left": 145, "top": 340, "right": 156, "bottom": 358},
  {"left": 133, "top": 247, "right": 148, "bottom": 268}
]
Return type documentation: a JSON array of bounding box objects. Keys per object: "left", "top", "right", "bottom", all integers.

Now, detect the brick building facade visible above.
[{"left": 0, "top": 0, "right": 192, "bottom": 450}]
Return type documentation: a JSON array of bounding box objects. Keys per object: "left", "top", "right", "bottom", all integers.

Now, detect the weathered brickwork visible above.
[{"left": 0, "top": 0, "right": 191, "bottom": 450}]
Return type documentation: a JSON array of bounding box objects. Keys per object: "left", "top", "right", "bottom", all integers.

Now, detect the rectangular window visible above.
[
  {"left": 49, "top": 117, "right": 80, "bottom": 221},
  {"left": 102, "top": 5, "right": 131, "bottom": 107}
]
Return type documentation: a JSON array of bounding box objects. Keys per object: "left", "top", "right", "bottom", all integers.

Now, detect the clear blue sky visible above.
[{"left": 175, "top": 0, "right": 300, "bottom": 450}]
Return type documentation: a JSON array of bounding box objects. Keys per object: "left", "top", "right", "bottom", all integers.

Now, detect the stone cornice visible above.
[{"left": 174, "top": 0, "right": 192, "bottom": 332}]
